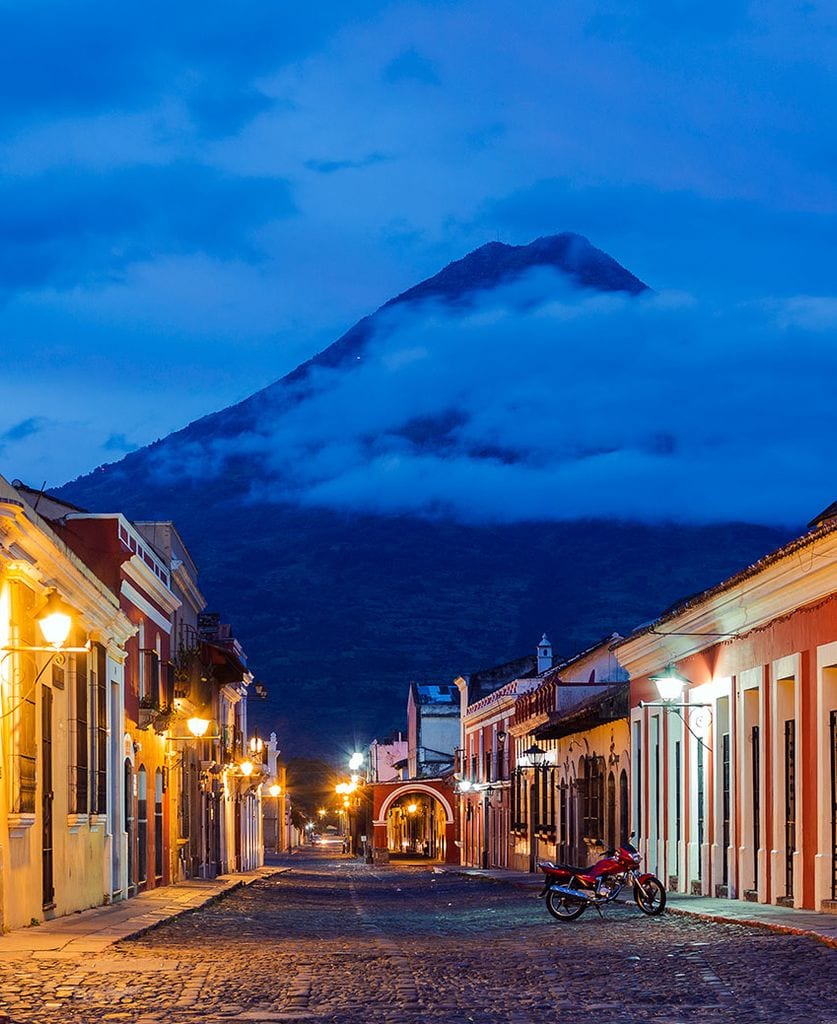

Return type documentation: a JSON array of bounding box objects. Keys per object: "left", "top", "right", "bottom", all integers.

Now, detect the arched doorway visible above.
[
  {"left": 373, "top": 781, "right": 458, "bottom": 863},
  {"left": 386, "top": 793, "right": 448, "bottom": 861}
]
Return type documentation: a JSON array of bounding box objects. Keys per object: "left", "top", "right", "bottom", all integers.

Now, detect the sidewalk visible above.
[
  {"left": 0, "top": 866, "right": 284, "bottom": 960},
  {"left": 451, "top": 866, "right": 837, "bottom": 949}
]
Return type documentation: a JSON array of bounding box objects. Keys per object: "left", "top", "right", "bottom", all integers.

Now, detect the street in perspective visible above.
[
  {"left": 0, "top": 848, "right": 834, "bottom": 1024},
  {"left": 4, "top": 6, "right": 837, "bottom": 1024}
]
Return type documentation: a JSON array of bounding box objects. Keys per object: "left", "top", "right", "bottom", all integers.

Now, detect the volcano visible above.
[{"left": 57, "top": 235, "right": 788, "bottom": 754}]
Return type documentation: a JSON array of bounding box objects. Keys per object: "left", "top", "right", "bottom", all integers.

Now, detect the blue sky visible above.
[{"left": 2, "top": 1, "right": 835, "bottom": 500}]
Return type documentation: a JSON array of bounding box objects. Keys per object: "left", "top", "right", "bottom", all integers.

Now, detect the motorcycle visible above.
[{"left": 538, "top": 837, "right": 666, "bottom": 921}]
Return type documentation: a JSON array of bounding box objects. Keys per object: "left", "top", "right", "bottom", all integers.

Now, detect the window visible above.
[
  {"left": 70, "top": 651, "right": 89, "bottom": 814},
  {"left": 137, "top": 766, "right": 148, "bottom": 884},
  {"left": 92, "top": 643, "right": 108, "bottom": 815},
  {"left": 582, "top": 756, "right": 605, "bottom": 840},
  {"left": 606, "top": 772, "right": 616, "bottom": 850},
  {"left": 154, "top": 769, "right": 164, "bottom": 880},
  {"left": 10, "top": 582, "right": 37, "bottom": 814}
]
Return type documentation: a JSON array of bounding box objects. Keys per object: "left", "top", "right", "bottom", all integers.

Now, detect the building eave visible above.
[{"left": 616, "top": 525, "right": 837, "bottom": 677}]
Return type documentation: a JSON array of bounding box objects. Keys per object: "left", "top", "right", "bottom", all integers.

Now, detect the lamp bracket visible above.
[{"left": 639, "top": 701, "right": 711, "bottom": 710}]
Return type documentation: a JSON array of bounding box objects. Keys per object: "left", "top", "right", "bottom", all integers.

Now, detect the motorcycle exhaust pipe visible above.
[{"left": 549, "top": 884, "right": 593, "bottom": 904}]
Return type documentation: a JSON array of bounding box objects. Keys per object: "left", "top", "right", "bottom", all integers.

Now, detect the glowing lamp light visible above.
[
  {"left": 37, "top": 590, "right": 73, "bottom": 647},
  {"left": 522, "top": 743, "right": 546, "bottom": 769},
  {"left": 459, "top": 779, "right": 472, "bottom": 793},
  {"left": 187, "top": 716, "right": 210, "bottom": 738},
  {"left": 348, "top": 752, "right": 364, "bottom": 771},
  {"left": 335, "top": 782, "right": 349, "bottom": 795},
  {"left": 651, "top": 665, "right": 688, "bottom": 702},
  {"left": 269, "top": 783, "right": 281, "bottom": 798},
  {"left": 240, "top": 760, "right": 255, "bottom": 777},
  {"left": 407, "top": 803, "right": 418, "bottom": 814}
]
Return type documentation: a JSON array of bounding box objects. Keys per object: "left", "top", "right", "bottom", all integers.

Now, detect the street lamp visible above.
[
  {"left": 187, "top": 716, "right": 210, "bottom": 738},
  {"left": 649, "top": 665, "right": 689, "bottom": 703},
  {"left": 522, "top": 742, "right": 546, "bottom": 768},
  {"left": 35, "top": 589, "right": 73, "bottom": 647},
  {"left": 1, "top": 588, "right": 87, "bottom": 655},
  {"left": 639, "top": 666, "right": 713, "bottom": 748},
  {"left": 267, "top": 782, "right": 282, "bottom": 853},
  {"left": 240, "top": 760, "right": 255, "bottom": 777},
  {"left": 520, "top": 742, "right": 547, "bottom": 873}
]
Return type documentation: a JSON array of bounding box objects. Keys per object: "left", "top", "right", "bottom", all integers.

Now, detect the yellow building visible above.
[{"left": 0, "top": 476, "right": 134, "bottom": 929}]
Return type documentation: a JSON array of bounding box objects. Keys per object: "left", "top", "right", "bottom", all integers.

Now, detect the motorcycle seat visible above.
[{"left": 547, "top": 862, "right": 593, "bottom": 876}]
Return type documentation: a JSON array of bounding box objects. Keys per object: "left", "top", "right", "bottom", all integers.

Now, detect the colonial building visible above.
[
  {"left": 460, "top": 635, "right": 630, "bottom": 872},
  {"left": 618, "top": 506, "right": 837, "bottom": 911},
  {"left": 456, "top": 646, "right": 544, "bottom": 869},
  {"left": 0, "top": 477, "right": 134, "bottom": 928},
  {"left": 406, "top": 682, "right": 460, "bottom": 778},
  {"left": 48, "top": 509, "right": 181, "bottom": 896},
  {"left": 367, "top": 731, "right": 407, "bottom": 783},
  {"left": 134, "top": 520, "right": 205, "bottom": 882},
  {"left": 13, "top": 484, "right": 264, "bottom": 892}
]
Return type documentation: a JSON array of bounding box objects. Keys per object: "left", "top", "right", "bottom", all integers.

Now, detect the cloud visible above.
[
  {"left": 0, "top": 163, "right": 294, "bottom": 291},
  {"left": 1, "top": 416, "right": 47, "bottom": 443},
  {"left": 305, "top": 153, "right": 390, "bottom": 175},
  {"left": 143, "top": 267, "right": 837, "bottom": 526},
  {"left": 0, "top": 2, "right": 390, "bottom": 134}
]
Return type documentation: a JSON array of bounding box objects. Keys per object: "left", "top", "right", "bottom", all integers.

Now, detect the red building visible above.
[
  {"left": 371, "top": 778, "right": 458, "bottom": 864},
  {"left": 55, "top": 512, "right": 180, "bottom": 895}
]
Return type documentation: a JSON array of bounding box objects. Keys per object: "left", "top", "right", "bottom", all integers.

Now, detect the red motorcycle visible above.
[{"left": 538, "top": 837, "right": 666, "bottom": 921}]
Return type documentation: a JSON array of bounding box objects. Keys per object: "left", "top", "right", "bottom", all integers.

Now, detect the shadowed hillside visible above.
[{"left": 57, "top": 235, "right": 790, "bottom": 753}]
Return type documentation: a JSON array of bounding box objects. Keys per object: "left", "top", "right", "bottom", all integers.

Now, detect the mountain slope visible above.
[{"left": 57, "top": 235, "right": 788, "bottom": 754}]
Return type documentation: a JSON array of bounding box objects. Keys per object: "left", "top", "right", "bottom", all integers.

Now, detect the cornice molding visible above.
[
  {"left": 0, "top": 498, "right": 134, "bottom": 645},
  {"left": 617, "top": 530, "right": 837, "bottom": 676},
  {"left": 123, "top": 555, "right": 181, "bottom": 615}
]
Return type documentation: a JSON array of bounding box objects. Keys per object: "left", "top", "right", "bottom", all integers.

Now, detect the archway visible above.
[
  {"left": 373, "top": 781, "right": 458, "bottom": 864},
  {"left": 386, "top": 792, "right": 448, "bottom": 861}
]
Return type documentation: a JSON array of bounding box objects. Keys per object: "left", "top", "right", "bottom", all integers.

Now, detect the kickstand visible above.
[{"left": 593, "top": 902, "right": 604, "bottom": 919}]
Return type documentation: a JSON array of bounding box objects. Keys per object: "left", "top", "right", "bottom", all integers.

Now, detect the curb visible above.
[
  {"left": 120, "top": 868, "right": 287, "bottom": 944},
  {"left": 665, "top": 905, "right": 837, "bottom": 951}
]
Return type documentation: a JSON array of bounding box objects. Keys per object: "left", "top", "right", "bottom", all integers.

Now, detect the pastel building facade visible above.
[
  {"left": 619, "top": 510, "right": 837, "bottom": 910},
  {"left": 0, "top": 478, "right": 134, "bottom": 928}
]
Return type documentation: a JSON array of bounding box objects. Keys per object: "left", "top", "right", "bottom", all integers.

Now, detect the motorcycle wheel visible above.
[
  {"left": 545, "top": 890, "right": 587, "bottom": 921},
  {"left": 634, "top": 876, "right": 666, "bottom": 915}
]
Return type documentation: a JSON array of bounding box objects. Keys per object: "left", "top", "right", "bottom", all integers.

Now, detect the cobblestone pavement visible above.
[{"left": 0, "top": 852, "right": 834, "bottom": 1024}]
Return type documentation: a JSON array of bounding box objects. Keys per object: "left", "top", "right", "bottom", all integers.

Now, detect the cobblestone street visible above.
[{"left": 0, "top": 852, "right": 834, "bottom": 1024}]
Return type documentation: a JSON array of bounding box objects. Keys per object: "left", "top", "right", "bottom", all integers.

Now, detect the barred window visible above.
[
  {"left": 154, "top": 769, "right": 164, "bottom": 879},
  {"left": 582, "top": 756, "right": 605, "bottom": 840},
  {"left": 69, "top": 651, "right": 89, "bottom": 814},
  {"left": 10, "top": 582, "right": 37, "bottom": 814},
  {"left": 137, "top": 766, "right": 148, "bottom": 884},
  {"left": 92, "top": 643, "right": 108, "bottom": 814}
]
